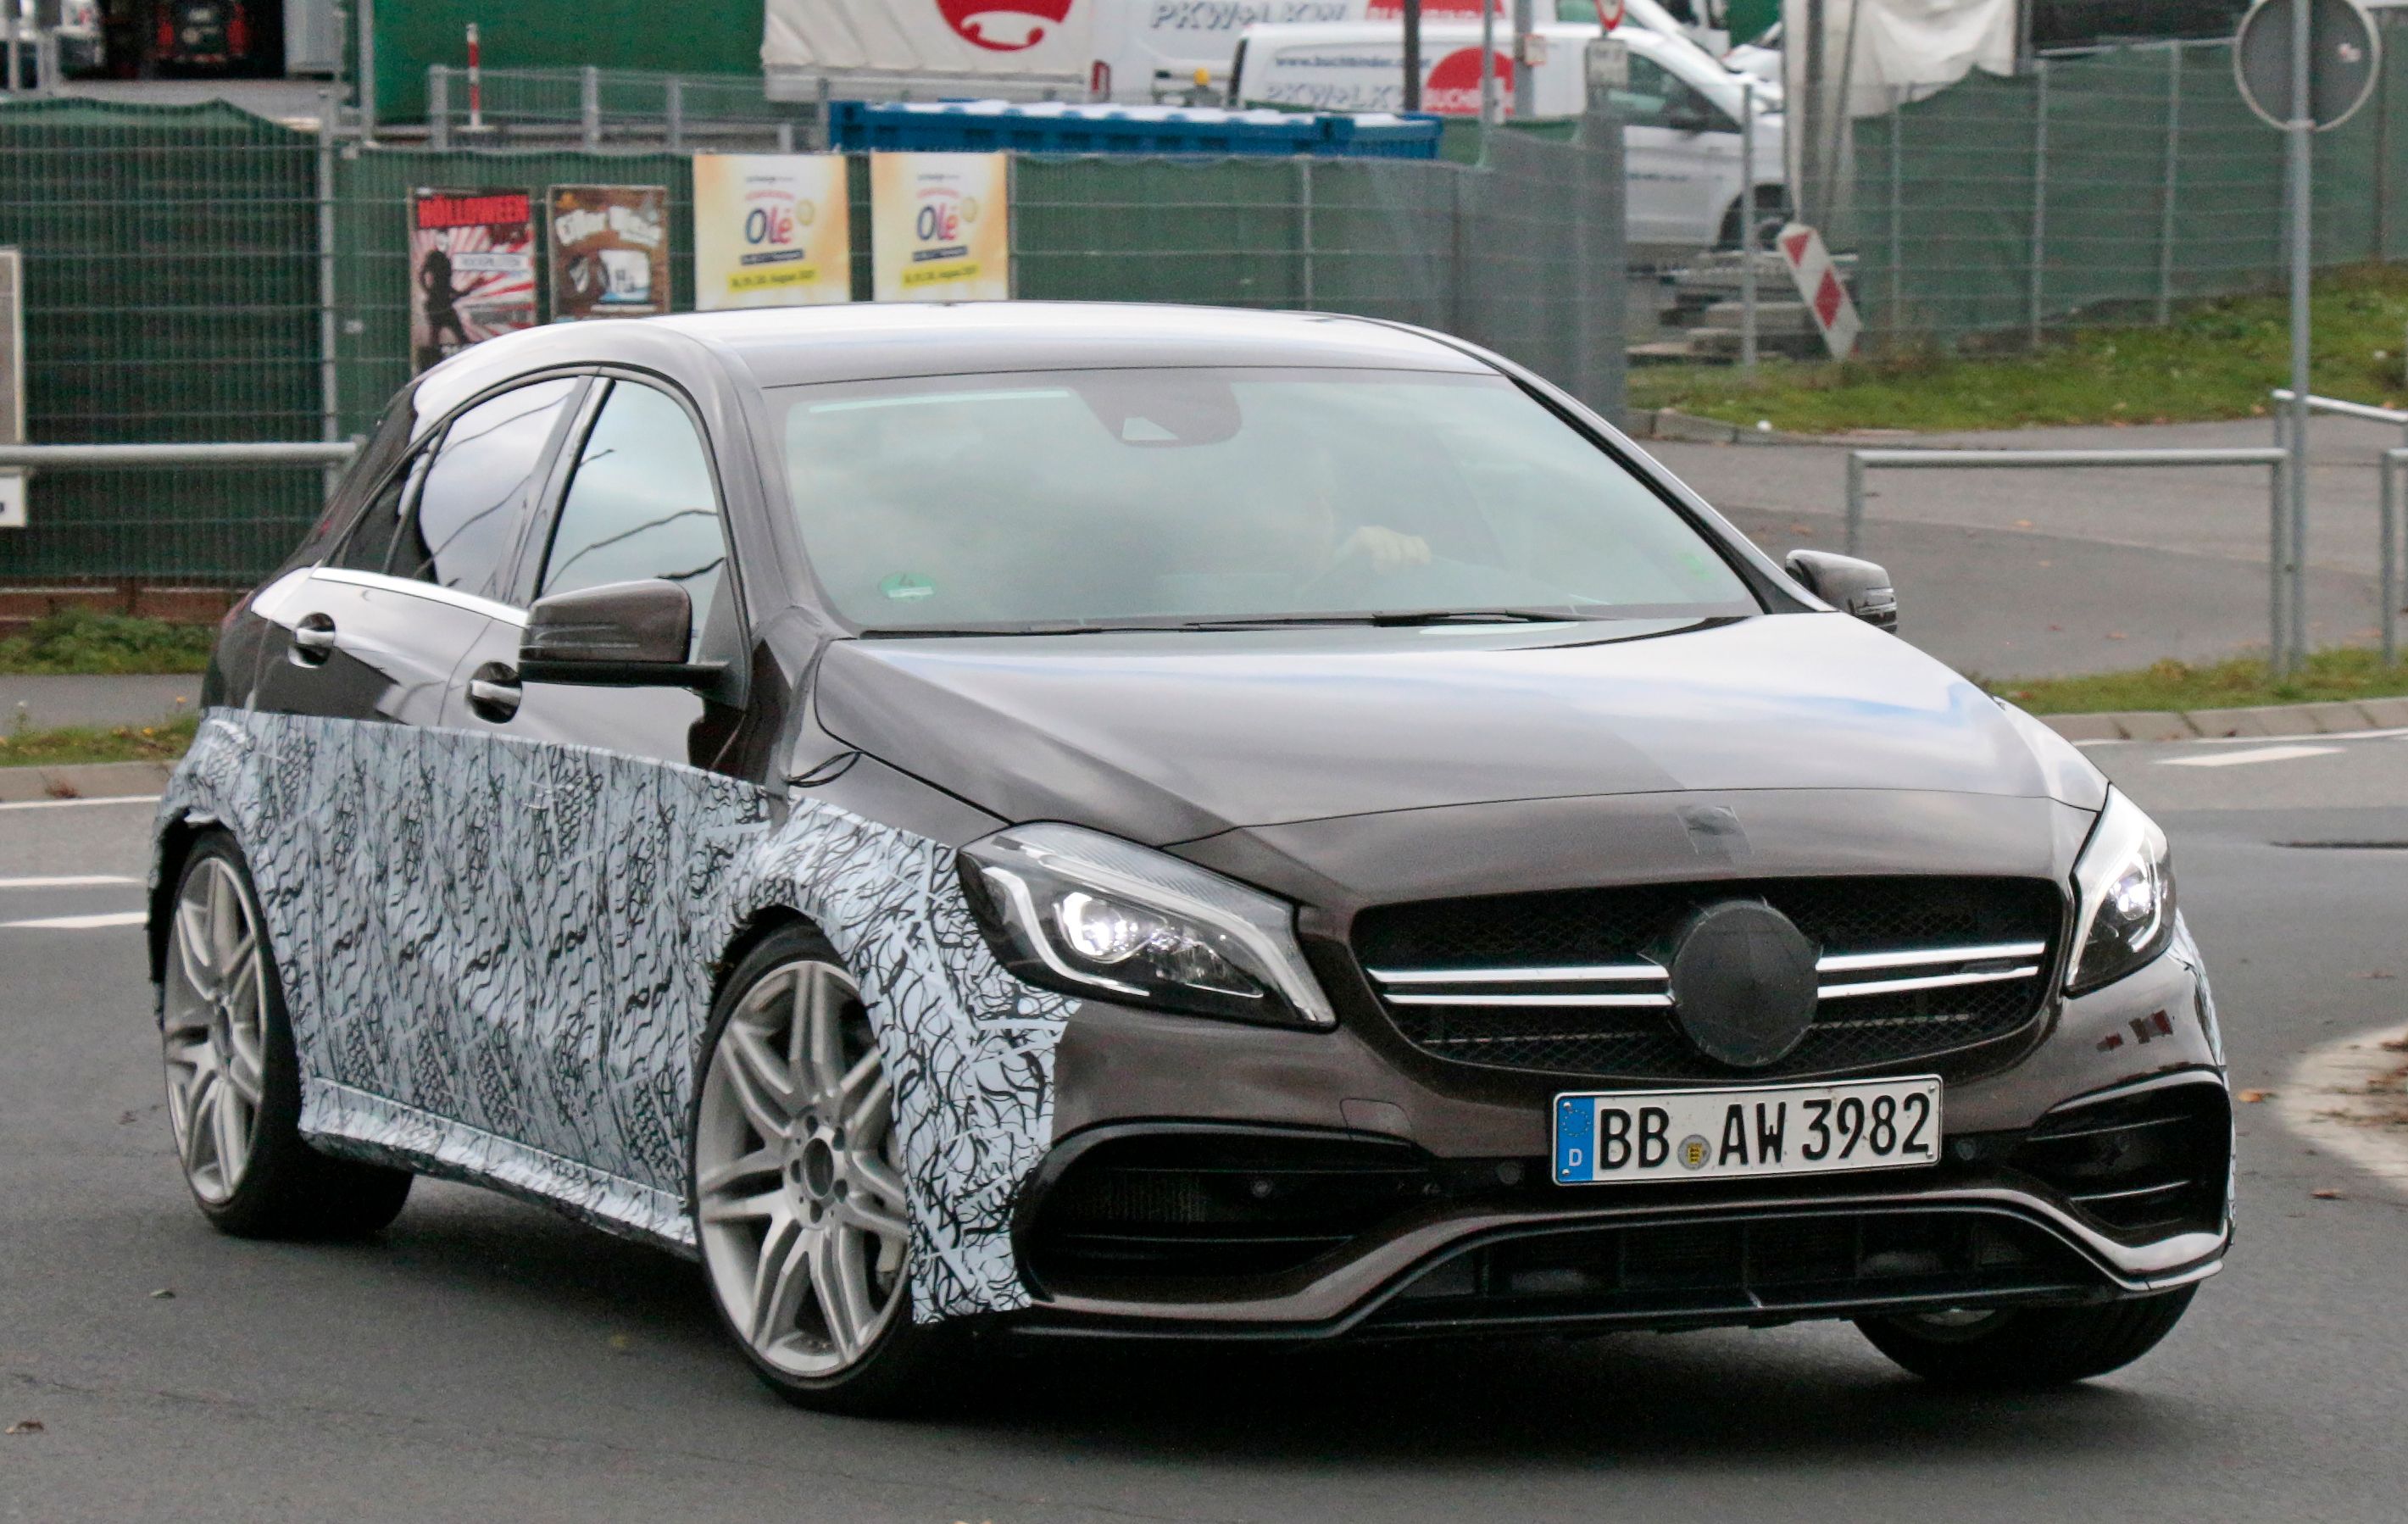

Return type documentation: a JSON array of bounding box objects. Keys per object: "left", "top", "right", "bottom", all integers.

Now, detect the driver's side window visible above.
[{"left": 1613, "top": 58, "right": 1729, "bottom": 131}]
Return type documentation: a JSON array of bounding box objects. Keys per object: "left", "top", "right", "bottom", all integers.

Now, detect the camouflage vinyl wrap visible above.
[{"left": 153, "top": 709, "right": 1073, "bottom": 1321}]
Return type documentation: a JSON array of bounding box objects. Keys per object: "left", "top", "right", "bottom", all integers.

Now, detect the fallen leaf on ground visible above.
[
  {"left": 2107, "top": 631, "right": 2128, "bottom": 640},
  {"left": 2014, "top": 519, "right": 2034, "bottom": 529},
  {"left": 148, "top": 1288, "right": 175, "bottom": 1299},
  {"left": 2312, "top": 1188, "right": 2345, "bottom": 1200},
  {"left": 3, "top": 1421, "right": 41, "bottom": 1436},
  {"left": 2238, "top": 1090, "right": 2272, "bottom": 1103},
  {"left": 2352, "top": 971, "right": 2396, "bottom": 980}
]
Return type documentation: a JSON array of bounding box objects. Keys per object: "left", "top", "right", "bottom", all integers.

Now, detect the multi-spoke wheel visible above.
[
  {"left": 692, "top": 924, "right": 950, "bottom": 1413},
  {"left": 159, "top": 832, "right": 412, "bottom": 1238},
  {"left": 164, "top": 853, "right": 268, "bottom": 1203}
]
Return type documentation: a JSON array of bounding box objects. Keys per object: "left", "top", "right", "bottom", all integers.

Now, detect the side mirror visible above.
[
  {"left": 1785, "top": 549, "right": 1898, "bottom": 632},
  {"left": 518, "top": 577, "right": 713, "bottom": 685}
]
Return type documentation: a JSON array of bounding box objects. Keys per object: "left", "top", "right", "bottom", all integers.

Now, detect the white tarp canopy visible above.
[
  {"left": 1780, "top": 0, "right": 2016, "bottom": 222},
  {"left": 764, "top": 0, "right": 1095, "bottom": 83}
]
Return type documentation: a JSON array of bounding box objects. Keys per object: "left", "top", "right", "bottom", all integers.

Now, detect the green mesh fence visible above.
[
  {"left": 3, "top": 103, "right": 1624, "bottom": 585},
  {"left": 0, "top": 100, "right": 321, "bottom": 581},
  {"left": 1851, "top": 25, "right": 2408, "bottom": 348}
]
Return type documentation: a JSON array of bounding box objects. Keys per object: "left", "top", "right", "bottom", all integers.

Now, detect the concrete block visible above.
[
  {"left": 2298, "top": 701, "right": 2383, "bottom": 734},
  {"left": 2182, "top": 705, "right": 2296, "bottom": 738},
  {"left": 2100, "top": 709, "right": 2198, "bottom": 742},
  {"left": 2354, "top": 695, "right": 2408, "bottom": 727},
  {"left": 1649, "top": 409, "right": 1740, "bottom": 444},
  {"left": 34, "top": 761, "right": 175, "bottom": 799},
  {"left": 2040, "top": 713, "right": 2126, "bottom": 742}
]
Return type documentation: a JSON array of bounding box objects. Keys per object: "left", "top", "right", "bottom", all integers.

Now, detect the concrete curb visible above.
[
  {"left": 2272, "top": 1022, "right": 2408, "bottom": 1202},
  {"left": 2038, "top": 696, "right": 2408, "bottom": 742},
  {"left": 0, "top": 759, "right": 174, "bottom": 804},
  {"left": 1622, "top": 408, "right": 1832, "bottom": 448}
]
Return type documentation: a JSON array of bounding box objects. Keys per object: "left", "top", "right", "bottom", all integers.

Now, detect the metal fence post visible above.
[
  {"left": 2383, "top": 448, "right": 2402, "bottom": 665},
  {"left": 666, "top": 75, "right": 685, "bottom": 153},
  {"left": 316, "top": 96, "right": 342, "bottom": 499},
  {"left": 1845, "top": 452, "right": 1866, "bottom": 557},
  {"left": 1299, "top": 156, "right": 1316, "bottom": 310},
  {"left": 427, "top": 65, "right": 450, "bottom": 151},
  {"left": 2028, "top": 58, "right": 2049, "bottom": 348},
  {"left": 358, "top": 0, "right": 377, "bottom": 142},
  {"left": 777, "top": 120, "right": 794, "bottom": 153},
  {"left": 1888, "top": 92, "right": 1903, "bottom": 340},
  {"left": 2271, "top": 454, "right": 2290, "bottom": 670},
  {"left": 817, "top": 77, "right": 833, "bottom": 152},
  {"left": 2155, "top": 43, "right": 2180, "bottom": 325},
  {"left": 581, "top": 64, "right": 601, "bottom": 151},
  {"left": 1740, "top": 80, "right": 1758, "bottom": 370}
]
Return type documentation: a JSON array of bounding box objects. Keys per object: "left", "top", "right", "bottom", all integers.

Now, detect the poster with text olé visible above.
[
  {"left": 870, "top": 153, "right": 1009, "bottom": 303},
  {"left": 693, "top": 154, "right": 851, "bottom": 310},
  {"left": 547, "top": 185, "right": 671, "bottom": 321},
  {"left": 408, "top": 188, "right": 536, "bottom": 373}
]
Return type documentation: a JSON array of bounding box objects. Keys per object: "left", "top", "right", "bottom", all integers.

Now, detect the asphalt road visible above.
[
  {"left": 4, "top": 732, "right": 2406, "bottom": 1522},
  {"left": 1654, "top": 413, "right": 2408, "bottom": 678}
]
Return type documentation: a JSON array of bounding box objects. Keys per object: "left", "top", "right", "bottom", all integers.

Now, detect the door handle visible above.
[
  {"left": 467, "top": 662, "right": 522, "bottom": 722},
  {"left": 290, "top": 613, "right": 336, "bottom": 665}
]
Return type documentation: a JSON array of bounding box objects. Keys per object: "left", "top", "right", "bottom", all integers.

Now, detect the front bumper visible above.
[{"left": 1014, "top": 943, "right": 2230, "bottom": 1341}]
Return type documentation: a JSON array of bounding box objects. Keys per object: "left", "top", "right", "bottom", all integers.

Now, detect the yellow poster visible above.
[
  {"left": 692, "top": 154, "right": 851, "bottom": 310},
  {"left": 870, "top": 153, "right": 1011, "bottom": 303}
]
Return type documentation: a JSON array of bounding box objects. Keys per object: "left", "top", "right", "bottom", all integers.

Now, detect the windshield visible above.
[{"left": 778, "top": 367, "right": 1757, "bottom": 632}]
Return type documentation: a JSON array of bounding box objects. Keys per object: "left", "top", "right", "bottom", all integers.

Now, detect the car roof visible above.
[{"left": 645, "top": 301, "right": 1498, "bottom": 388}]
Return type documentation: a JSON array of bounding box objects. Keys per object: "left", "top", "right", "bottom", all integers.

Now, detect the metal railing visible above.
[
  {"left": 0, "top": 443, "right": 358, "bottom": 469},
  {"left": 425, "top": 65, "right": 815, "bottom": 152},
  {"left": 1844, "top": 447, "right": 2301, "bottom": 670},
  {"left": 2271, "top": 389, "right": 2408, "bottom": 442}
]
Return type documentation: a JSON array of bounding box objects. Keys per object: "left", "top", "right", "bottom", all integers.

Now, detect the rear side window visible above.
[
  {"left": 330, "top": 453, "right": 428, "bottom": 573},
  {"left": 391, "top": 377, "right": 579, "bottom": 600},
  {"left": 535, "top": 380, "right": 731, "bottom": 657}
]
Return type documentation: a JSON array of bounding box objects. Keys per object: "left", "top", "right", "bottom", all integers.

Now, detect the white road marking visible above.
[
  {"left": 0, "top": 793, "right": 160, "bottom": 812},
  {"left": 2159, "top": 743, "right": 2342, "bottom": 769},
  {"left": 2273, "top": 1022, "right": 2408, "bottom": 1200},
  {"left": 0, "top": 910, "right": 147, "bottom": 930},
  {"left": 0, "top": 875, "right": 141, "bottom": 889}
]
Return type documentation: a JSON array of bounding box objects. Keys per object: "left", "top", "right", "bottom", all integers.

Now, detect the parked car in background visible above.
[
  {"left": 6, "top": 0, "right": 103, "bottom": 78},
  {"left": 1726, "top": 18, "right": 1782, "bottom": 87},
  {"left": 1231, "top": 20, "right": 1786, "bottom": 252},
  {"left": 153, "top": 302, "right": 2229, "bottom": 1416}
]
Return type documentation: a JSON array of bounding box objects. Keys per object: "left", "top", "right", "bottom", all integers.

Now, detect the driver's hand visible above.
[{"left": 1337, "top": 525, "right": 1432, "bottom": 574}]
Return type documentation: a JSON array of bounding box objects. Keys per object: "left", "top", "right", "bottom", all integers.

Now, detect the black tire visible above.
[
  {"left": 163, "top": 832, "right": 413, "bottom": 1239},
  {"left": 1718, "top": 186, "right": 1791, "bottom": 251},
  {"left": 1856, "top": 1287, "right": 2198, "bottom": 1388},
  {"left": 690, "top": 922, "right": 961, "bottom": 1416}
]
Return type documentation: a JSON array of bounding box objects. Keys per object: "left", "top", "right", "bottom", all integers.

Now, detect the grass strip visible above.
[
  {"left": 0, "top": 713, "right": 198, "bottom": 768},
  {"left": 1986, "top": 648, "right": 2408, "bottom": 715},
  {"left": 1632, "top": 264, "right": 2408, "bottom": 436},
  {"left": 0, "top": 609, "right": 215, "bottom": 676}
]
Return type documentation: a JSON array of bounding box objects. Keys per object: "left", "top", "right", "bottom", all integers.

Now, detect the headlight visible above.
[
  {"left": 957, "top": 823, "right": 1337, "bottom": 1029},
  {"left": 2066, "top": 789, "right": 2177, "bottom": 995}
]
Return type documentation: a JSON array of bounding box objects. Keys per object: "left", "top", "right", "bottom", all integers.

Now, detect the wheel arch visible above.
[
  {"left": 706, "top": 904, "right": 828, "bottom": 1021},
  {"left": 147, "top": 809, "right": 221, "bottom": 993}
]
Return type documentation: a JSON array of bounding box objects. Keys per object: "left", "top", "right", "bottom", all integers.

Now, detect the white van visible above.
[
  {"left": 1231, "top": 20, "right": 1786, "bottom": 252},
  {"left": 1090, "top": 0, "right": 1732, "bottom": 102}
]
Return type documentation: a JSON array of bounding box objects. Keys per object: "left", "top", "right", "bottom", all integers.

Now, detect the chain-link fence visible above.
[
  {"left": 2, "top": 97, "right": 1626, "bottom": 586},
  {"left": 1849, "top": 19, "right": 2408, "bottom": 349}
]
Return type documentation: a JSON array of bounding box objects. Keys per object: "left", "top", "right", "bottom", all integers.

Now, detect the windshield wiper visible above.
[{"left": 1170, "top": 609, "right": 1587, "bottom": 630}]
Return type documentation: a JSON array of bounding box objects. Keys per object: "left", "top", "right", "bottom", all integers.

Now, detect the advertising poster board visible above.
[
  {"left": 870, "top": 153, "right": 1010, "bottom": 303},
  {"left": 692, "top": 154, "right": 853, "bottom": 310},
  {"left": 408, "top": 188, "right": 538, "bottom": 374},
  {"left": 547, "top": 185, "right": 673, "bottom": 321}
]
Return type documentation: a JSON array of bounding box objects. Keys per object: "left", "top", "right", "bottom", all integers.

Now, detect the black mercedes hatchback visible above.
[{"left": 151, "top": 303, "right": 2229, "bottom": 1412}]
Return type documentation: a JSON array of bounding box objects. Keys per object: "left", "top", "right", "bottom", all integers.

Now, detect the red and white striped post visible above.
[{"left": 465, "top": 22, "right": 484, "bottom": 132}]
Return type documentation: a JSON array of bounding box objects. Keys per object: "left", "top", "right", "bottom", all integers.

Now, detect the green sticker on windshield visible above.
[{"left": 879, "top": 572, "right": 937, "bottom": 601}]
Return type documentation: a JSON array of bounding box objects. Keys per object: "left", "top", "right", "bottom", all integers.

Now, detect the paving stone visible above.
[
  {"left": 2355, "top": 695, "right": 2408, "bottom": 727},
  {"left": 2297, "top": 701, "right": 2383, "bottom": 734},
  {"left": 2183, "top": 705, "right": 2300, "bottom": 738},
  {"left": 2100, "top": 710, "right": 2199, "bottom": 742}
]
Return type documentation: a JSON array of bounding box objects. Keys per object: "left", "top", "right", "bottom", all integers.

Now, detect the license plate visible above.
[{"left": 1552, "top": 1076, "right": 1942, "bottom": 1185}]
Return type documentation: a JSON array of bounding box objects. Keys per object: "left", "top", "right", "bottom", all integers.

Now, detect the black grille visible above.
[
  {"left": 1026, "top": 1131, "right": 1438, "bottom": 1288},
  {"left": 2011, "top": 1080, "right": 2230, "bottom": 1238},
  {"left": 1354, "top": 876, "right": 2063, "bottom": 1082},
  {"left": 1366, "top": 1209, "right": 2098, "bottom": 1333}
]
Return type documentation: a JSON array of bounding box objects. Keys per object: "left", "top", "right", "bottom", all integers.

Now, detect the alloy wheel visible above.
[
  {"left": 695, "top": 958, "right": 911, "bottom": 1377},
  {"left": 162, "top": 855, "right": 269, "bottom": 1204}
]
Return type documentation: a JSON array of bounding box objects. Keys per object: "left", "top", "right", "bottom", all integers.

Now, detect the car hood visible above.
[{"left": 813, "top": 614, "right": 2105, "bottom": 847}]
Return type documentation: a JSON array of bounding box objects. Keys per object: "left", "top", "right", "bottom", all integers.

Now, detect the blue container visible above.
[{"left": 829, "top": 99, "right": 1443, "bottom": 159}]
